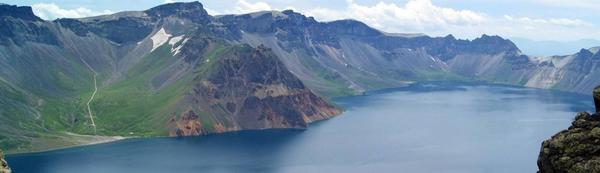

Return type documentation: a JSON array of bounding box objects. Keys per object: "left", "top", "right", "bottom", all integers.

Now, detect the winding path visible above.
[{"left": 80, "top": 57, "right": 98, "bottom": 133}]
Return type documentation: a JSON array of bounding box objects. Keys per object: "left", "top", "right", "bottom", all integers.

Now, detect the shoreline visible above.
[
  {"left": 6, "top": 81, "right": 591, "bottom": 156},
  {"left": 6, "top": 125, "right": 330, "bottom": 156},
  {"left": 6, "top": 133, "right": 133, "bottom": 156}
]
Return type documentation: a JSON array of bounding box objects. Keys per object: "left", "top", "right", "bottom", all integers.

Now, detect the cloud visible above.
[
  {"left": 296, "top": 0, "right": 599, "bottom": 41},
  {"left": 302, "top": 0, "right": 486, "bottom": 36},
  {"left": 503, "top": 15, "right": 591, "bottom": 27},
  {"left": 31, "top": 3, "right": 112, "bottom": 20},
  {"left": 164, "top": 0, "right": 176, "bottom": 3},
  {"left": 533, "top": 0, "right": 600, "bottom": 10},
  {"left": 226, "top": 0, "right": 273, "bottom": 14},
  {"left": 491, "top": 15, "right": 599, "bottom": 41}
]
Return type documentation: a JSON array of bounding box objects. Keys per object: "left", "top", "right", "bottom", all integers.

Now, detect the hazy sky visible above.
[{"left": 4, "top": 0, "right": 600, "bottom": 42}]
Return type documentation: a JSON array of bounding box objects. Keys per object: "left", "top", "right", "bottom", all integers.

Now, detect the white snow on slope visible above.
[
  {"left": 168, "top": 35, "right": 186, "bottom": 55},
  {"left": 150, "top": 28, "right": 172, "bottom": 52},
  {"left": 169, "top": 35, "right": 184, "bottom": 46}
]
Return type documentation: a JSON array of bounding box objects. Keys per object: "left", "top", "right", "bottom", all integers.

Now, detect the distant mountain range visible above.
[
  {"left": 511, "top": 38, "right": 600, "bottom": 56},
  {"left": 0, "top": 2, "right": 599, "bottom": 153}
]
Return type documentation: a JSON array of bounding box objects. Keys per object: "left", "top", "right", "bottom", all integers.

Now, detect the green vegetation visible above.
[
  {"left": 91, "top": 44, "right": 194, "bottom": 136},
  {"left": 87, "top": 42, "right": 234, "bottom": 136},
  {"left": 0, "top": 39, "right": 255, "bottom": 152}
]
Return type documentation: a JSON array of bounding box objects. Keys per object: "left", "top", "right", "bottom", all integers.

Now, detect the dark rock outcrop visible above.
[
  {"left": 0, "top": 4, "right": 58, "bottom": 45},
  {"left": 594, "top": 86, "right": 599, "bottom": 113},
  {"left": 0, "top": 149, "right": 10, "bottom": 173},
  {"left": 538, "top": 87, "right": 600, "bottom": 172},
  {"left": 145, "top": 1, "right": 210, "bottom": 23},
  {"left": 0, "top": 4, "right": 41, "bottom": 21}
]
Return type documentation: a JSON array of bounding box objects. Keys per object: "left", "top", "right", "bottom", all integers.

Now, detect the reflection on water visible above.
[{"left": 7, "top": 82, "right": 594, "bottom": 173}]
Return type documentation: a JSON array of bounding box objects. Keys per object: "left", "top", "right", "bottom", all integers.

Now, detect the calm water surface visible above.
[{"left": 7, "top": 82, "right": 595, "bottom": 173}]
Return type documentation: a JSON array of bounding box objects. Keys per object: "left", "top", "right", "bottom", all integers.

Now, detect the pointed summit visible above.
[{"left": 576, "top": 48, "right": 593, "bottom": 59}]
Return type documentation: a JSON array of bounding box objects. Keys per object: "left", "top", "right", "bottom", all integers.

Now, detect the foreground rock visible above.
[
  {"left": 538, "top": 86, "right": 600, "bottom": 172},
  {"left": 0, "top": 150, "right": 10, "bottom": 173}
]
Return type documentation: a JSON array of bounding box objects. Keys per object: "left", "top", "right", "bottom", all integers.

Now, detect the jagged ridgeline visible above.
[
  {"left": 0, "top": 2, "right": 339, "bottom": 153},
  {"left": 1, "top": 1, "right": 599, "bottom": 153}
]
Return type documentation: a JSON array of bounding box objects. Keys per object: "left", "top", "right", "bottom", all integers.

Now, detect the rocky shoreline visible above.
[{"left": 537, "top": 86, "right": 600, "bottom": 172}]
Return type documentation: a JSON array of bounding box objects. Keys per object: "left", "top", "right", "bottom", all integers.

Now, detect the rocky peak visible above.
[
  {"left": 0, "top": 4, "right": 42, "bottom": 21},
  {"left": 281, "top": 9, "right": 317, "bottom": 24},
  {"left": 0, "top": 4, "right": 58, "bottom": 45},
  {"left": 473, "top": 34, "right": 518, "bottom": 48},
  {"left": 444, "top": 34, "right": 456, "bottom": 40},
  {"left": 576, "top": 48, "right": 594, "bottom": 59},
  {"left": 469, "top": 34, "right": 521, "bottom": 55},
  {"left": 145, "top": 1, "right": 209, "bottom": 23}
]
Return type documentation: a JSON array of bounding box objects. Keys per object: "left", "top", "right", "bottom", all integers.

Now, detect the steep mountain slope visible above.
[
  {"left": 0, "top": 1, "right": 598, "bottom": 153},
  {"left": 529, "top": 49, "right": 600, "bottom": 93},
  {"left": 0, "top": 3, "right": 339, "bottom": 153},
  {"left": 213, "top": 10, "right": 599, "bottom": 96}
]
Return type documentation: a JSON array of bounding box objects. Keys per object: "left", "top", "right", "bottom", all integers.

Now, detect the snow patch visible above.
[
  {"left": 169, "top": 35, "right": 184, "bottom": 46},
  {"left": 171, "top": 38, "right": 189, "bottom": 56},
  {"left": 150, "top": 28, "right": 172, "bottom": 52}
]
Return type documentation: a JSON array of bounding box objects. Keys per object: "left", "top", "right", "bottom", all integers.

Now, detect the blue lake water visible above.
[{"left": 7, "top": 82, "right": 595, "bottom": 173}]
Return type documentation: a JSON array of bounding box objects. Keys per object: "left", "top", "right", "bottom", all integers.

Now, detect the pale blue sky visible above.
[{"left": 4, "top": 0, "right": 600, "bottom": 44}]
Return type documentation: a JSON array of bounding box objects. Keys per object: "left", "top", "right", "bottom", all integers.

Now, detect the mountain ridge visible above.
[{"left": 0, "top": 1, "right": 598, "bottom": 153}]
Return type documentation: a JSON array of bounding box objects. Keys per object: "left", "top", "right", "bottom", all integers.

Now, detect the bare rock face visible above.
[
  {"left": 167, "top": 110, "right": 203, "bottom": 137},
  {"left": 166, "top": 44, "right": 341, "bottom": 137},
  {"left": 195, "top": 45, "right": 341, "bottom": 130},
  {"left": 538, "top": 87, "right": 600, "bottom": 173},
  {"left": 0, "top": 150, "right": 10, "bottom": 173}
]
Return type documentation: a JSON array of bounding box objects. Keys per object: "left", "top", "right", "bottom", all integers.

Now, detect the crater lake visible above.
[{"left": 7, "top": 82, "right": 594, "bottom": 173}]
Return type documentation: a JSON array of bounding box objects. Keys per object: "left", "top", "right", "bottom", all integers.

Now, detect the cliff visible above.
[
  {"left": 166, "top": 45, "right": 341, "bottom": 136},
  {"left": 0, "top": 2, "right": 340, "bottom": 152},
  {"left": 0, "top": 1, "right": 599, "bottom": 152},
  {"left": 538, "top": 86, "right": 600, "bottom": 172}
]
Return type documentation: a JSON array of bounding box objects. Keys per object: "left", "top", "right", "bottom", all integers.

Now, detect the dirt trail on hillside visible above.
[{"left": 80, "top": 57, "right": 98, "bottom": 133}]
